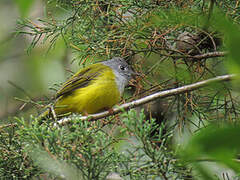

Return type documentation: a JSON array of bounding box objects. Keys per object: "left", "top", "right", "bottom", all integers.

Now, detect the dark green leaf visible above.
[{"left": 184, "top": 125, "right": 240, "bottom": 173}]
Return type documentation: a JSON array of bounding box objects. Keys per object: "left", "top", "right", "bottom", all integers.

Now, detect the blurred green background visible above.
[{"left": 0, "top": 0, "right": 73, "bottom": 120}]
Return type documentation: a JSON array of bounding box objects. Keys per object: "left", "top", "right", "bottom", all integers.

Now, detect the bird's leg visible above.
[{"left": 107, "top": 108, "right": 114, "bottom": 115}]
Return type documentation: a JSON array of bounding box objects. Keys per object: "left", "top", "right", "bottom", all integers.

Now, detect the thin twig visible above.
[
  {"left": 170, "top": 51, "right": 226, "bottom": 60},
  {"left": 57, "top": 74, "right": 236, "bottom": 125},
  {"left": 8, "top": 80, "right": 32, "bottom": 99},
  {"left": 189, "top": 51, "right": 226, "bottom": 60},
  {"left": 0, "top": 123, "right": 17, "bottom": 130},
  {"left": 131, "top": 49, "right": 226, "bottom": 60}
]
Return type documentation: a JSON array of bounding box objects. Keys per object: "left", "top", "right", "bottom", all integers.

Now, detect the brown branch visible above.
[
  {"left": 132, "top": 48, "right": 226, "bottom": 60},
  {"left": 188, "top": 51, "right": 226, "bottom": 60},
  {"left": 56, "top": 74, "right": 236, "bottom": 126},
  {"left": 168, "top": 51, "right": 227, "bottom": 60}
]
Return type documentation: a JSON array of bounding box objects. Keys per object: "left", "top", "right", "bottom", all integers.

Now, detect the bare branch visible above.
[
  {"left": 170, "top": 51, "right": 226, "bottom": 60},
  {"left": 188, "top": 51, "right": 226, "bottom": 60},
  {"left": 57, "top": 74, "right": 236, "bottom": 126}
]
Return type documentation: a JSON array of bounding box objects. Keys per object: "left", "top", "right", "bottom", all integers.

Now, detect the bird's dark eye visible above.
[{"left": 119, "top": 65, "right": 126, "bottom": 71}]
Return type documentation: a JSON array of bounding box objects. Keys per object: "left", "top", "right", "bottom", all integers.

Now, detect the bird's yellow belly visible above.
[{"left": 54, "top": 71, "right": 120, "bottom": 115}]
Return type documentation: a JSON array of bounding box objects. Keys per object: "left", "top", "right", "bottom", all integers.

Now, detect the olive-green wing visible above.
[{"left": 56, "top": 63, "right": 106, "bottom": 98}]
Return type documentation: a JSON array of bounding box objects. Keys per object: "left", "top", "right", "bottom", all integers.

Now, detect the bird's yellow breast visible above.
[{"left": 54, "top": 66, "right": 120, "bottom": 115}]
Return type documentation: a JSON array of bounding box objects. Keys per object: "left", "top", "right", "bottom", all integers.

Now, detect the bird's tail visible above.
[
  {"left": 38, "top": 108, "right": 50, "bottom": 120},
  {"left": 36, "top": 105, "right": 55, "bottom": 123}
]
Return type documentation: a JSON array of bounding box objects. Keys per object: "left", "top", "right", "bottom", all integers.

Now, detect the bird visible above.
[{"left": 39, "top": 57, "right": 135, "bottom": 119}]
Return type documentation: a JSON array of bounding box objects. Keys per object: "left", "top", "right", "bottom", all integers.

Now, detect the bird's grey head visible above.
[
  {"left": 102, "top": 57, "right": 134, "bottom": 81},
  {"left": 101, "top": 57, "right": 135, "bottom": 94}
]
